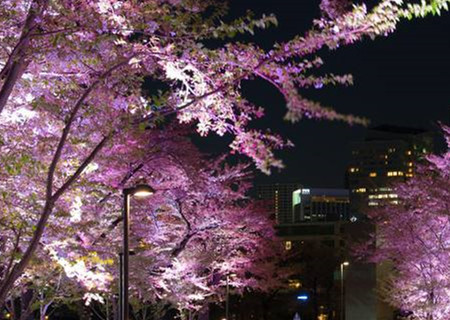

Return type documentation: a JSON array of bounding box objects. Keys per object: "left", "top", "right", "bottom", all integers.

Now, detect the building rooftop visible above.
[
  {"left": 299, "top": 188, "right": 349, "bottom": 197},
  {"left": 370, "top": 124, "right": 428, "bottom": 135}
]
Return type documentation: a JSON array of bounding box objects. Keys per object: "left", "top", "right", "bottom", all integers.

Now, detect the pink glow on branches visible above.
[{"left": 360, "top": 126, "right": 450, "bottom": 320}]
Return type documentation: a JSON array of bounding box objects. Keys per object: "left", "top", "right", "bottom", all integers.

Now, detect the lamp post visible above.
[
  {"left": 225, "top": 274, "right": 229, "bottom": 320},
  {"left": 119, "top": 252, "right": 123, "bottom": 320},
  {"left": 224, "top": 273, "right": 237, "bottom": 320},
  {"left": 340, "top": 261, "right": 349, "bottom": 320},
  {"left": 121, "top": 184, "right": 155, "bottom": 320}
]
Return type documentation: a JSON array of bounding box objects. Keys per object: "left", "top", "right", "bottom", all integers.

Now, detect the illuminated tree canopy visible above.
[
  {"left": 0, "top": 0, "right": 449, "bottom": 315},
  {"left": 361, "top": 126, "right": 450, "bottom": 320}
]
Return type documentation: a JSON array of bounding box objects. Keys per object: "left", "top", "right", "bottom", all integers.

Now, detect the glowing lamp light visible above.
[
  {"left": 131, "top": 184, "right": 155, "bottom": 198},
  {"left": 297, "top": 294, "right": 309, "bottom": 301},
  {"left": 342, "top": 261, "right": 350, "bottom": 266}
]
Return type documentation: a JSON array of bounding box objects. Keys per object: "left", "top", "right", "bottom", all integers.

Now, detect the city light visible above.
[{"left": 297, "top": 294, "right": 308, "bottom": 301}]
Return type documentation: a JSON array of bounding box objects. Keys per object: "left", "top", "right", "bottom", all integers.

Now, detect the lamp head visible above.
[
  {"left": 132, "top": 184, "right": 155, "bottom": 197},
  {"left": 342, "top": 261, "right": 350, "bottom": 266},
  {"left": 130, "top": 184, "right": 155, "bottom": 198}
]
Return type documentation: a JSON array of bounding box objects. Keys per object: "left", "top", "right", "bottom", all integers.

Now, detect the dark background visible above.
[{"left": 197, "top": 0, "right": 450, "bottom": 188}]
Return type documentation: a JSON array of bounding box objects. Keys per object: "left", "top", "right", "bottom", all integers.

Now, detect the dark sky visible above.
[{"left": 198, "top": 1, "right": 450, "bottom": 188}]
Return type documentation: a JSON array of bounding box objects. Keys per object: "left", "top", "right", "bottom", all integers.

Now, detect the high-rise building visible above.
[
  {"left": 347, "top": 125, "right": 433, "bottom": 216},
  {"left": 345, "top": 125, "right": 433, "bottom": 320},
  {"left": 255, "top": 183, "right": 302, "bottom": 224}
]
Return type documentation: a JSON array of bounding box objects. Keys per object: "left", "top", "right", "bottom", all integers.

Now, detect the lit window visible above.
[
  {"left": 370, "top": 194, "right": 393, "bottom": 199},
  {"left": 387, "top": 171, "right": 402, "bottom": 177},
  {"left": 391, "top": 200, "right": 399, "bottom": 205},
  {"left": 369, "top": 172, "right": 377, "bottom": 177},
  {"left": 285, "top": 241, "right": 292, "bottom": 250},
  {"left": 368, "top": 201, "right": 379, "bottom": 206},
  {"left": 355, "top": 188, "right": 366, "bottom": 193},
  {"left": 408, "top": 162, "right": 413, "bottom": 167},
  {"left": 406, "top": 150, "right": 412, "bottom": 155}
]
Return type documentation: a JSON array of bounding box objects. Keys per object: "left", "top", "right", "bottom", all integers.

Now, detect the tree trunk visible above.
[
  {"left": 0, "top": 76, "right": 118, "bottom": 303},
  {"left": 20, "top": 289, "right": 36, "bottom": 320},
  {"left": 0, "top": 201, "right": 54, "bottom": 305},
  {"left": 0, "top": 0, "right": 49, "bottom": 116}
]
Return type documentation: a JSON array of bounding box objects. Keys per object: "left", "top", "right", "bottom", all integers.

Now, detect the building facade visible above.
[
  {"left": 292, "top": 188, "right": 350, "bottom": 222},
  {"left": 255, "top": 183, "right": 302, "bottom": 224},
  {"left": 256, "top": 184, "right": 352, "bottom": 319},
  {"left": 347, "top": 125, "right": 433, "bottom": 216},
  {"left": 345, "top": 125, "right": 433, "bottom": 320}
]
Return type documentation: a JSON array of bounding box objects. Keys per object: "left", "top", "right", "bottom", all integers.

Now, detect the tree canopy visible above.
[{"left": 1, "top": 0, "right": 449, "bottom": 315}]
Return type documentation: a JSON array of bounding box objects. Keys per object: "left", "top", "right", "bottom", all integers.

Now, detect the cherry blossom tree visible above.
[
  {"left": 1, "top": 0, "right": 449, "bottom": 306},
  {"left": 1, "top": 126, "right": 291, "bottom": 318},
  {"left": 360, "top": 126, "right": 450, "bottom": 320}
]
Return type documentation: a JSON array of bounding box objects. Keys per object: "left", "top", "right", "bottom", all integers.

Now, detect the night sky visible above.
[{"left": 197, "top": 1, "right": 450, "bottom": 188}]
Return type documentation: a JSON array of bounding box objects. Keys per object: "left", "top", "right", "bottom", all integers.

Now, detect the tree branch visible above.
[
  {"left": 0, "top": 56, "right": 134, "bottom": 305},
  {"left": 0, "top": 0, "right": 50, "bottom": 116}
]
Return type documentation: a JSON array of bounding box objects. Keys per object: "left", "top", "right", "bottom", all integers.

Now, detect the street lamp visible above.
[
  {"left": 340, "top": 261, "right": 350, "bottom": 320},
  {"left": 121, "top": 184, "right": 155, "bottom": 320},
  {"left": 225, "top": 273, "right": 237, "bottom": 320},
  {"left": 226, "top": 275, "right": 229, "bottom": 320}
]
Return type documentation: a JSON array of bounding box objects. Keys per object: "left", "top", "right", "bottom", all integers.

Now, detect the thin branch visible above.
[
  {"left": 29, "top": 27, "right": 81, "bottom": 38},
  {"left": 47, "top": 56, "right": 135, "bottom": 201},
  {"left": 91, "top": 305, "right": 106, "bottom": 320},
  {"left": 52, "top": 131, "right": 115, "bottom": 201},
  {"left": 3, "top": 228, "right": 22, "bottom": 282}
]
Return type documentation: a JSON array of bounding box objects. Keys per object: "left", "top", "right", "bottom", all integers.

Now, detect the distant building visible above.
[
  {"left": 255, "top": 183, "right": 302, "bottom": 224},
  {"left": 256, "top": 184, "right": 350, "bottom": 224},
  {"left": 256, "top": 184, "right": 351, "bottom": 319},
  {"left": 347, "top": 125, "right": 433, "bottom": 216},
  {"left": 345, "top": 125, "right": 433, "bottom": 320},
  {"left": 293, "top": 188, "right": 350, "bottom": 222}
]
